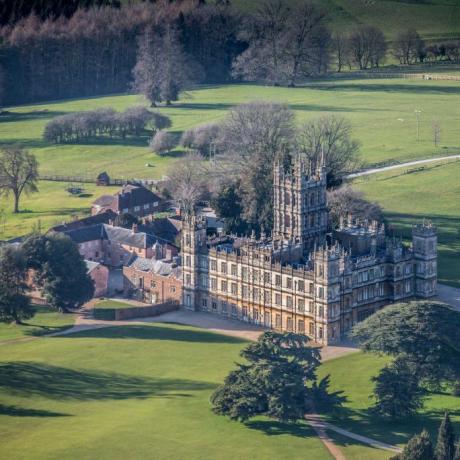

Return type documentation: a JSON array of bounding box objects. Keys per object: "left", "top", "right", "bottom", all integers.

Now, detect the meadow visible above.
[
  {"left": 354, "top": 159, "right": 460, "bottom": 287},
  {"left": 1, "top": 315, "right": 458, "bottom": 460}
]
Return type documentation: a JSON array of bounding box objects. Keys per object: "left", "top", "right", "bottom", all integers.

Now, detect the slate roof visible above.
[
  {"left": 50, "top": 210, "right": 117, "bottom": 232},
  {"left": 92, "top": 195, "right": 115, "bottom": 208},
  {"left": 117, "top": 185, "right": 163, "bottom": 209},
  {"left": 142, "top": 217, "right": 182, "bottom": 244},
  {"left": 127, "top": 255, "right": 181, "bottom": 278},
  {"left": 62, "top": 223, "right": 159, "bottom": 249}
]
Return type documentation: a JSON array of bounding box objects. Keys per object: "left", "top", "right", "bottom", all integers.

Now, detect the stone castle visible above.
[{"left": 181, "top": 155, "right": 437, "bottom": 344}]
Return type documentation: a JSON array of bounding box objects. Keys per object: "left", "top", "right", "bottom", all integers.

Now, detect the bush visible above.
[{"left": 149, "top": 130, "right": 177, "bottom": 155}]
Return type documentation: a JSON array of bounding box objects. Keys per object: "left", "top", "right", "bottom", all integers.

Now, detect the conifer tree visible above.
[
  {"left": 435, "top": 412, "right": 456, "bottom": 460},
  {"left": 400, "top": 430, "right": 434, "bottom": 460},
  {"left": 453, "top": 443, "right": 460, "bottom": 460}
]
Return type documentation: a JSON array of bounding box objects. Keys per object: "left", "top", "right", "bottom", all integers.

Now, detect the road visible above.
[{"left": 346, "top": 154, "right": 460, "bottom": 179}]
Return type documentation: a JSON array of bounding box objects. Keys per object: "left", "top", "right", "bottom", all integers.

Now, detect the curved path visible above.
[{"left": 346, "top": 154, "right": 460, "bottom": 179}]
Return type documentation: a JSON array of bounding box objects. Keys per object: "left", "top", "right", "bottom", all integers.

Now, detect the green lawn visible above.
[
  {"left": 0, "top": 306, "right": 76, "bottom": 342},
  {"left": 1, "top": 320, "right": 458, "bottom": 459},
  {"left": 1, "top": 79, "right": 459, "bottom": 240},
  {"left": 234, "top": 0, "right": 460, "bottom": 42},
  {"left": 0, "top": 322, "right": 331, "bottom": 460},
  {"left": 94, "top": 300, "right": 138, "bottom": 310},
  {"left": 319, "top": 352, "right": 460, "bottom": 450},
  {"left": 0, "top": 181, "right": 120, "bottom": 240},
  {"left": 354, "top": 160, "right": 460, "bottom": 287}
]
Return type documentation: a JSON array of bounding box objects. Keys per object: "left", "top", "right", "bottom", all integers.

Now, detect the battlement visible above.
[{"left": 412, "top": 221, "right": 437, "bottom": 237}]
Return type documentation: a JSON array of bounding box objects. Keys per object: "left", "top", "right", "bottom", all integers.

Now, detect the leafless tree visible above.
[
  {"left": 432, "top": 121, "right": 441, "bottom": 147},
  {"left": 180, "top": 123, "right": 221, "bottom": 157},
  {"left": 296, "top": 115, "right": 361, "bottom": 186},
  {"left": 149, "top": 131, "right": 177, "bottom": 155},
  {"left": 332, "top": 32, "right": 349, "bottom": 72},
  {"left": 393, "top": 29, "right": 423, "bottom": 65},
  {"left": 165, "top": 152, "right": 209, "bottom": 214},
  {"left": 327, "top": 185, "right": 383, "bottom": 228},
  {"left": 0, "top": 146, "right": 39, "bottom": 213},
  {"left": 348, "top": 26, "right": 387, "bottom": 69}
]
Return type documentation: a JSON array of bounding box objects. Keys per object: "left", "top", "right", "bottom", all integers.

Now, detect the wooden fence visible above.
[{"left": 40, "top": 174, "right": 161, "bottom": 187}]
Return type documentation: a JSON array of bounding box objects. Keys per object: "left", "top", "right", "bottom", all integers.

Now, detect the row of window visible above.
[{"left": 122, "top": 202, "right": 159, "bottom": 214}]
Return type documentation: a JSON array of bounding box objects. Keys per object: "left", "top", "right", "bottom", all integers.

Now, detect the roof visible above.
[
  {"left": 50, "top": 210, "right": 117, "bottom": 232},
  {"left": 85, "top": 260, "right": 102, "bottom": 273},
  {"left": 117, "top": 185, "right": 163, "bottom": 209},
  {"left": 62, "top": 223, "right": 159, "bottom": 249},
  {"left": 92, "top": 195, "right": 115, "bottom": 208},
  {"left": 127, "top": 255, "right": 181, "bottom": 278},
  {"left": 142, "top": 217, "right": 182, "bottom": 243}
]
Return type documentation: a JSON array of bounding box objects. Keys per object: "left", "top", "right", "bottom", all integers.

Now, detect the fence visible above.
[
  {"left": 93, "top": 300, "right": 180, "bottom": 321},
  {"left": 40, "top": 174, "right": 162, "bottom": 187}
]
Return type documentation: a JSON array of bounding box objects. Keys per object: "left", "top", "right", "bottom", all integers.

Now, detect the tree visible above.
[
  {"left": 211, "top": 183, "right": 248, "bottom": 235},
  {"left": 397, "top": 430, "right": 434, "bottom": 460},
  {"left": 180, "top": 123, "right": 220, "bottom": 157},
  {"left": 454, "top": 443, "right": 460, "bottom": 460},
  {"left": 372, "top": 357, "right": 425, "bottom": 419},
  {"left": 435, "top": 412, "right": 456, "bottom": 460},
  {"left": 23, "top": 233, "right": 94, "bottom": 312},
  {"left": 297, "top": 115, "right": 361, "bottom": 186},
  {"left": 217, "top": 101, "right": 295, "bottom": 231},
  {"left": 351, "top": 301, "right": 460, "bottom": 386},
  {"left": 133, "top": 23, "right": 202, "bottom": 106},
  {"left": 327, "top": 186, "right": 383, "bottom": 228},
  {"left": 0, "top": 146, "right": 39, "bottom": 213},
  {"left": 149, "top": 131, "right": 177, "bottom": 155},
  {"left": 0, "top": 245, "right": 34, "bottom": 324},
  {"left": 348, "top": 26, "right": 386, "bottom": 69},
  {"left": 393, "top": 29, "right": 423, "bottom": 65},
  {"left": 114, "top": 213, "right": 139, "bottom": 229},
  {"left": 332, "top": 32, "right": 349, "bottom": 72},
  {"left": 211, "top": 331, "right": 344, "bottom": 422}
]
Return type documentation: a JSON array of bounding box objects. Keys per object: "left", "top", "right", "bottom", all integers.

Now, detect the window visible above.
[
  {"left": 287, "top": 317, "right": 293, "bottom": 331},
  {"left": 221, "top": 302, "right": 227, "bottom": 314},
  {"left": 275, "top": 293, "right": 281, "bottom": 305},
  {"left": 309, "top": 322, "right": 314, "bottom": 336},
  {"left": 186, "top": 294, "right": 191, "bottom": 307},
  {"left": 286, "top": 296, "right": 293, "bottom": 309},
  {"left": 264, "top": 272, "right": 271, "bottom": 284},
  {"left": 123, "top": 208, "right": 129, "bottom": 213},
  {"left": 143, "top": 204, "right": 149, "bottom": 210},
  {"left": 275, "top": 274, "right": 282, "bottom": 286},
  {"left": 212, "top": 301, "right": 218, "bottom": 311},
  {"left": 186, "top": 274, "right": 191, "bottom": 285},
  {"left": 318, "top": 327, "right": 323, "bottom": 339},
  {"left": 264, "top": 290, "right": 270, "bottom": 305},
  {"left": 134, "top": 206, "right": 140, "bottom": 212},
  {"left": 242, "top": 306, "right": 248, "bottom": 318},
  {"left": 275, "top": 314, "right": 282, "bottom": 328},
  {"left": 210, "top": 278, "right": 217, "bottom": 290},
  {"left": 221, "top": 280, "right": 227, "bottom": 293},
  {"left": 169, "top": 286, "right": 175, "bottom": 293},
  {"left": 298, "top": 320, "right": 305, "bottom": 333},
  {"left": 309, "top": 283, "right": 314, "bottom": 294},
  {"left": 242, "top": 285, "right": 249, "bottom": 299},
  {"left": 318, "top": 287, "right": 324, "bottom": 299},
  {"left": 405, "top": 279, "right": 412, "bottom": 293},
  {"left": 231, "top": 304, "right": 237, "bottom": 316},
  {"left": 318, "top": 306, "right": 324, "bottom": 318},
  {"left": 153, "top": 201, "right": 159, "bottom": 207},
  {"left": 231, "top": 283, "right": 237, "bottom": 295},
  {"left": 185, "top": 255, "right": 191, "bottom": 267},
  {"left": 202, "top": 298, "right": 208, "bottom": 309},
  {"left": 286, "top": 277, "right": 292, "bottom": 289},
  {"left": 298, "top": 299, "right": 305, "bottom": 312},
  {"left": 253, "top": 288, "right": 259, "bottom": 300},
  {"left": 200, "top": 275, "right": 208, "bottom": 289},
  {"left": 298, "top": 280, "right": 305, "bottom": 292},
  {"left": 220, "top": 262, "right": 227, "bottom": 274},
  {"left": 253, "top": 270, "right": 259, "bottom": 282},
  {"left": 150, "top": 280, "right": 156, "bottom": 288},
  {"left": 405, "top": 264, "right": 412, "bottom": 275},
  {"left": 231, "top": 264, "right": 237, "bottom": 276},
  {"left": 242, "top": 267, "right": 248, "bottom": 280},
  {"left": 210, "top": 260, "right": 217, "bottom": 271}
]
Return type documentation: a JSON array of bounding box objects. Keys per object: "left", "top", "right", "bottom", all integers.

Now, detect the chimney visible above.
[{"left": 132, "top": 223, "right": 138, "bottom": 233}]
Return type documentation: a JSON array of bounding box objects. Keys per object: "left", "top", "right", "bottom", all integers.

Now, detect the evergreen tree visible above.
[
  {"left": 453, "top": 442, "right": 460, "bottom": 460},
  {"left": 0, "top": 246, "right": 34, "bottom": 324},
  {"left": 435, "top": 412, "right": 456, "bottom": 460},
  {"left": 400, "top": 430, "right": 434, "bottom": 460}
]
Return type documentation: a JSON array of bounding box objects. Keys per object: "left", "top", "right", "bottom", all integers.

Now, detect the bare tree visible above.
[
  {"left": 0, "top": 146, "right": 39, "bottom": 213},
  {"left": 393, "top": 29, "right": 423, "bottom": 65},
  {"left": 180, "top": 123, "right": 221, "bottom": 157},
  {"left": 165, "top": 152, "right": 209, "bottom": 214},
  {"left": 348, "top": 26, "right": 386, "bottom": 69},
  {"left": 149, "top": 131, "right": 177, "bottom": 155},
  {"left": 327, "top": 185, "right": 383, "bottom": 228},
  {"left": 432, "top": 121, "right": 441, "bottom": 147},
  {"left": 332, "top": 32, "right": 349, "bottom": 72},
  {"left": 297, "top": 115, "right": 360, "bottom": 186},
  {"left": 217, "top": 101, "right": 295, "bottom": 229}
]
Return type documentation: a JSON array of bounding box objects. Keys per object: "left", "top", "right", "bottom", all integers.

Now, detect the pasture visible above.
[
  {"left": 1, "top": 315, "right": 459, "bottom": 460},
  {"left": 354, "top": 160, "right": 460, "bottom": 287}
]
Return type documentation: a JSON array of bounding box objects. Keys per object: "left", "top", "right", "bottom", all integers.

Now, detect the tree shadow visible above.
[
  {"left": 63, "top": 325, "right": 248, "bottom": 344},
  {"left": 0, "top": 362, "right": 216, "bottom": 400},
  {"left": 0, "top": 110, "right": 68, "bottom": 123},
  {"left": 0, "top": 403, "right": 71, "bottom": 418},
  {"left": 245, "top": 419, "right": 315, "bottom": 438}
]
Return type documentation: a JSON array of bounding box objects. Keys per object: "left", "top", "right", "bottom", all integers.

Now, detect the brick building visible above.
[{"left": 182, "top": 156, "right": 437, "bottom": 345}]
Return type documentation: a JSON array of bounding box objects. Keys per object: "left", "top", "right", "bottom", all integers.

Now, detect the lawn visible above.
[
  {"left": 0, "top": 322, "right": 331, "bottom": 460},
  {"left": 234, "top": 0, "right": 460, "bottom": 42},
  {"left": 0, "top": 181, "right": 120, "bottom": 240},
  {"left": 94, "top": 300, "right": 138, "bottom": 309},
  {"left": 354, "top": 159, "right": 460, "bottom": 287},
  {"left": 0, "top": 306, "right": 76, "bottom": 342},
  {"left": 1, "top": 320, "right": 458, "bottom": 459},
  {"left": 319, "top": 351, "right": 460, "bottom": 450},
  {"left": 1, "top": 79, "right": 459, "bottom": 240}
]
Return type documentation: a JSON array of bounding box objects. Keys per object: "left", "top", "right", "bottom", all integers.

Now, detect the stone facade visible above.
[{"left": 181, "top": 157, "right": 437, "bottom": 345}]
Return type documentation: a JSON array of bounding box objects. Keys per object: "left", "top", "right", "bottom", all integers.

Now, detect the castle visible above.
[{"left": 181, "top": 156, "right": 437, "bottom": 344}]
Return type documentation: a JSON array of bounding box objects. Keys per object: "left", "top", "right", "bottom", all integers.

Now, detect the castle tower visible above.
[
  {"left": 273, "top": 155, "right": 328, "bottom": 252},
  {"left": 412, "top": 221, "right": 437, "bottom": 298},
  {"left": 181, "top": 212, "right": 206, "bottom": 310}
]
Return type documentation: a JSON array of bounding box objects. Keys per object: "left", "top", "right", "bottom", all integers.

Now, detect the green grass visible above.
[
  {"left": 0, "top": 306, "right": 76, "bottom": 342},
  {"left": 354, "top": 160, "right": 460, "bottom": 287},
  {"left": 1, "top": 79, "right": 459, "bottom": 240},
  {"left": 319, "top": 351, "right": 460, "bottom": 449},
  {"left": 233, "top": 0, "right": 460, "bottom": 42},
  {"left": 0, "top": 181, "right": 120, "bottom": 240},
  {"left": 93, "top": 300, "right": 141, "bottom": 320},
  {"left": 0, "top": 322, "right": 331, "bottom": 460}
]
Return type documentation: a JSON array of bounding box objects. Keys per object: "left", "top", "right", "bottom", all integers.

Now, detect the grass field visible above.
[
  {"left": 354, "top": 159, "right": 460, "bottom": 287},
  {"left": 1, "top": 78, "right": 459, "bottom": 241},
  {"left": 0, "top": 181, "right": 120, "bottom": 240},
  {"left": 234, "top": 0, "right": 460, "bottom": 42},
  {"left": 1, "top": 314, "right": 458, "bottom": 460}
]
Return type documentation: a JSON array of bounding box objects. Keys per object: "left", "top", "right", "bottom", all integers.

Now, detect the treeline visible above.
[{"left": 43, "top": 106, "right": 170, "bottom": 143}]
